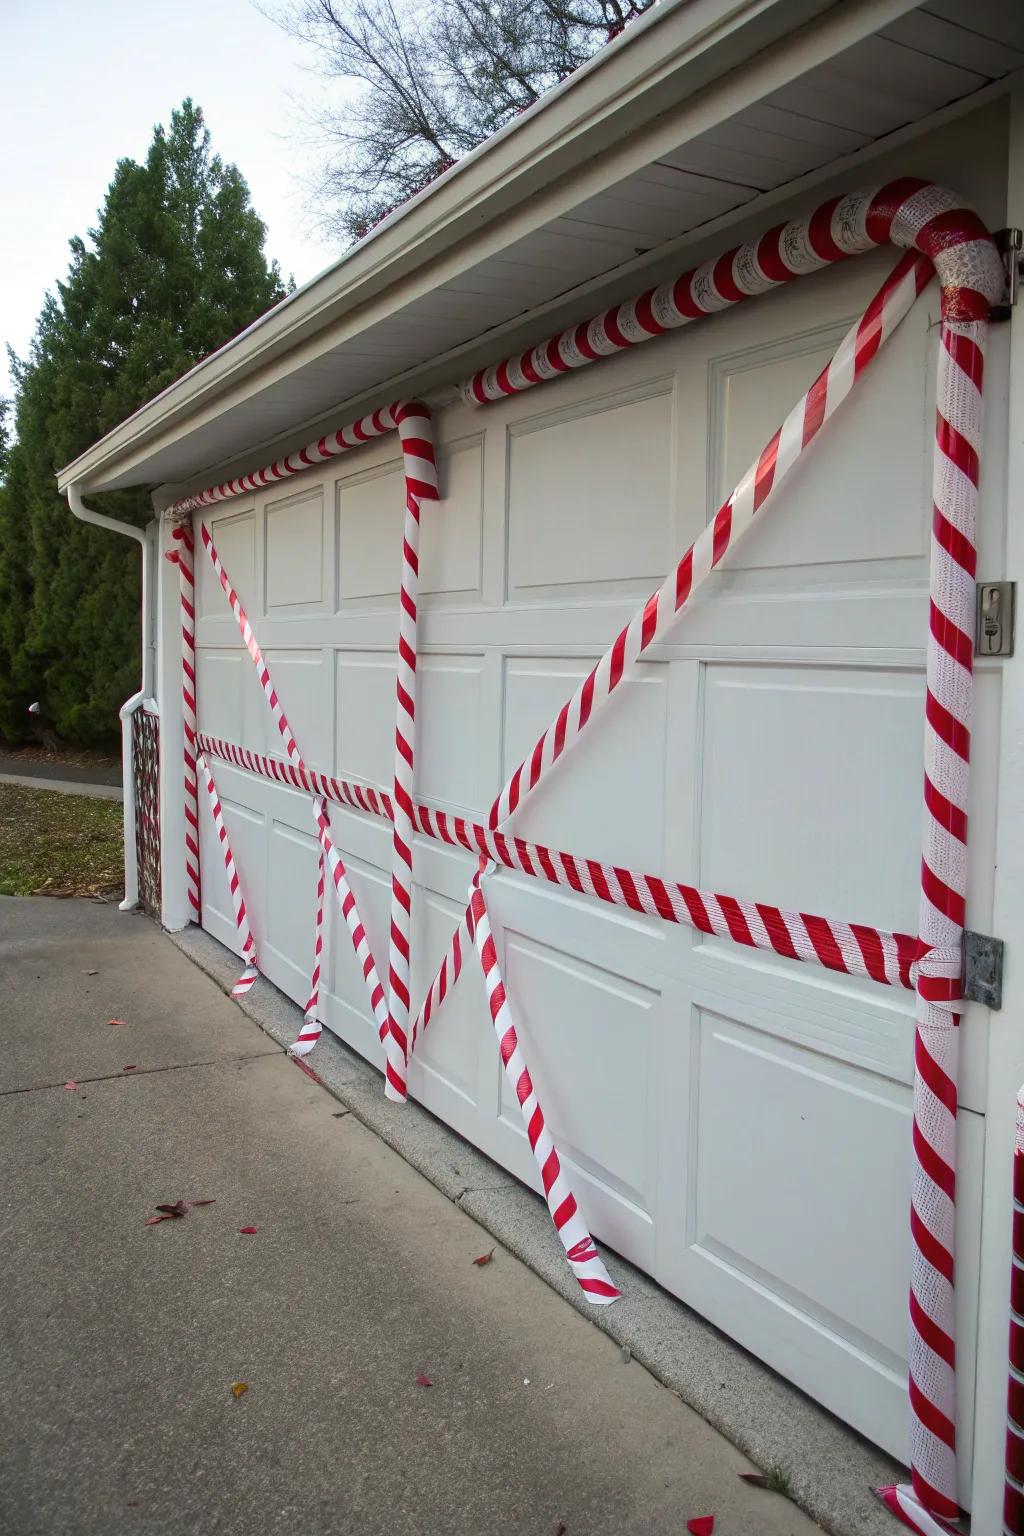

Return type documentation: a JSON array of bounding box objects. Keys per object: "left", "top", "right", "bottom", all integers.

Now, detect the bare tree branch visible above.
[{"left": 265, "top": 0, "right": 655, "bottom": 241}]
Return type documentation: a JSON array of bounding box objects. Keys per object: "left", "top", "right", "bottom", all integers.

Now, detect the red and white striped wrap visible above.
[
  {"left": 196, "top": 752, "right": 258, "bottom": 995},
  {"left": 875, "top": 201, "right": 999, "bottom": 1527},
  {"left": 1005, "top": 1090, "right": 1024, "bottom": 1536},
  {"left": 464, "top": 177, "right": 998, "bottom": 408},
  {"left": 166, "top": 401, "right": 435, "bottom": 517},
  {"left": 167, "top": 527, "right": 201, "bottom": 920},
  {"left": 385, "top": 404, "right": 439, "bottom": 1103},
  {"left": 195, "top": 730, "right": 921, "bottom": 995},
  {"left": 313, "top": 798, "right": 391, "bottom": 1043},
  {"left": 469, "top": 869, "right": 620, "bottom": 1305},
  {"left": 290, "top": 847, "right": 326, "bottom": 1059}
]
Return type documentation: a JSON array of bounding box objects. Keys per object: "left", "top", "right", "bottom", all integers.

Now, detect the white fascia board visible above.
[{"left": 59, "top": 0, "right": 922, "bottom": 495}]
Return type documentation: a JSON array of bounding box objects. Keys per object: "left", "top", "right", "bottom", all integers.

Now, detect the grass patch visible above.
[
  {"left": 763, "top": 1464, "right": 792, "bottom": 1496},
  {"left": 0, "top": 783, "right": 123, "bottom": 898}
]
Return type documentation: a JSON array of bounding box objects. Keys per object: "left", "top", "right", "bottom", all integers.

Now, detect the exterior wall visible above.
[{"left": 160, "top": 100, "right": 1014, "bottom": 1509}]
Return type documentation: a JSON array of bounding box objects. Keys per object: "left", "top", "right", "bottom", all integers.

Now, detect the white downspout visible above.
[{"left": 66, "top": 484, "right": 151, "bottom": 913}]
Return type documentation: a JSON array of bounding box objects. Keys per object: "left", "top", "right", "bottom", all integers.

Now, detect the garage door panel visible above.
[
  {"left": 338, "top": 440, "right": 484, "bottom": 605},
  {"left": 497, "top": 927, "right": 660, "bottom": 1218},
  {"left": 265, "top": 487, "right": 328, "bottom": 613},
  {"left": 322, "top": 850, "right": 390, "bottom": 1069},
  {"left": 698, "top": 662, "right": 923, "bottom": 937},
  {"left": 262, "top": 820, "right": 323, "bottom": 1000},
  {"left": 507, "top": 382, "right": 674, "bottom": 602},
  {"left": 408, "top": 888, "right": 488, "bottom": 1113},
  {"left": 197, "top": 648, "right": 272, "bottom": 756},
  {"left": 707, "top": 303, "right": 931, "bottom": 573},
  {"left": 263, "top": 649, "right": 332, "bottom": 767},
  {"left": 417, "top": 653, "right": 487, "bottom": 811},
  {"left": 199, "top": 507, "right": 256, "bottom": 619},
  {"left": 336, "top": 652, "right": 396, "bottom": 787},
  {"left": 199, "top": 794, "right": 266, "bottom": 957},
  {"left": 692, "top": 1010, "right": 911, "bottom": 1363},
  {"left": 502, "top": 656, "right": 667, "bottom": 870}
]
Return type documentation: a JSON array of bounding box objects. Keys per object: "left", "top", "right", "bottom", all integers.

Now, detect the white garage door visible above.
[{"left": 192, "top": 226, "right": 1005, "bottom": 1468}]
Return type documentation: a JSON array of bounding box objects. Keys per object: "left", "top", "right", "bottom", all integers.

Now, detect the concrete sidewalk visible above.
[{"left": 0, "top": 898, "right": 815, "bottom": 1536}]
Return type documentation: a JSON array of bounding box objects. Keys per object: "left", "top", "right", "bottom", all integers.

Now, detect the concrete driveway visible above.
[{"left": 0, "top": 897, "right": 817, "bottom": 1535}]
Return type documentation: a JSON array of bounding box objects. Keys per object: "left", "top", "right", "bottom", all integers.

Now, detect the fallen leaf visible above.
[
  {"left": 107, "top": 1017, "right": 127, "bottom": 1026},
  {"left": 416, "top": 1374, "right": 433, "bottom": 1387},
  {"left": 155, "top": 1201, "right": 189, "bottom": 1218},
  {"left": 190, "top": 1199, "right": 216, "bottom": 1207},
  {"left": 64, "top": 1081, "right": 77, "bottom": 1091},
  {"left": 738, "top": 1474, "right": 768, "bottom": 1488},
  {"left": 86, "top": 970, "right": 99, "bottom": 977},
  {"left": 555, "top": 1524, "right": 567, "bottom": 1536},
  {"left": 472, "top": 1248, "right": 495, "bottom": 1267},
  {"left": 122, "top": 1064, "right": 137, "bottom": 1071},
  {"left": 231, "top": 1382, "right": 248, "bottom": 1398},
  {"left": 127, "top": 1500, "right": 141, "bottom": 1507},
  {"left": 144, "top": 1215, "right": 173, "bottom": 1226},
  {"left": 686, "top": 1519, "right": 715, "bottom": 1535},
  {"left": 238, "top": 1226, "right": 258, "bottom": 1235}
]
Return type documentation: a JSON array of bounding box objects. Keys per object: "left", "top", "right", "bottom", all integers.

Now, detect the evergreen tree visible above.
[{"left": 0, "top": 100, "right": 288, "bottom": 746}]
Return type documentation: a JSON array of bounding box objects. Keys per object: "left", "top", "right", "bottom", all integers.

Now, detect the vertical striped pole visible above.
[
  {"left": 170, "top": 525, "right": 201, "bottom": 922},
  {"left": 384, "top": 405, "right": 438, "bottom": 1102},
  {"left": 877, "top": 315, "right": 988, "bottom": 1534}
]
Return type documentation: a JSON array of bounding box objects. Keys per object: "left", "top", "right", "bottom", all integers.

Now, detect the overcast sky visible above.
[{"left": 0, "top": 0, "right": 346, "bottom": 399}]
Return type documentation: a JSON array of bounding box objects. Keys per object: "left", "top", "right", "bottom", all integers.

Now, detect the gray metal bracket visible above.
[{"left": 963, "top": 930, "right": 1003, "bottom": 1010}]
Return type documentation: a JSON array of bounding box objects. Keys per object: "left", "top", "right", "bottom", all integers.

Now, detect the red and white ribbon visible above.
[
  {"left": 196, "top": 752, "right": 258, "bottom": 995},
  {"left": 385, "top": 404, "right": 439, "bottom": 1103},
  {"left": 195, "top": 731, "right": 921, "bottom": 995},
  {"left": 290, "top": 847, "right": 326, "bottom": 1059},
  {"left": 470, "top": 869, "right": 620, "bottom": 1304}
]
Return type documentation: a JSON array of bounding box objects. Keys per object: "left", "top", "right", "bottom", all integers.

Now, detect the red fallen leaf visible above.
[
  {"left": 472, "top": 1248, "right": 495, "bottom": 1267},
  {"left": 416, "top": 1374, "right": 433, "bottom": 1387},
  {"left": 190, "top": 1199, "right": 216, "bottom": 1207},
  {"left": 144, "top": 1215, "right": 173, "bottom": 1226},
  {"left": 686, "top": 1519, "right": 715, "bottom": 1535},
  {"left": 64, "top": 1081, "right": 77, "bottom": 1091},
  {"left": 155, "top": 1201, "right": 189, "bottom": 1218},
  {"left": 738, "top": 1473, "right": 768, "bottom": 1488},
  {"left": 238, "top": 1226, "right": 258, "bottom": 1234},
  {"left": 122, "top": 1064, "right": 137, "bottom": 1072},
  {"left": 107, "top": 1018, "right": 128, "bottom": 1026}
]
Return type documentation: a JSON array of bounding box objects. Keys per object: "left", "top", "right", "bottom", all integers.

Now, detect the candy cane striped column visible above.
[
  {"left": 170, "top": 526, "right": 201, "bottom": 921},
  {"left": 384, "top": 404, "right": 439, "bottom": 1103},
  {"left": 313, "top": 799, "right": 392, "bottom": 1046},
  {"left": 877, "top": 311, "right": 989, "bottom": 1532},
  {"left": 470, "top": 870, "right": 619, "bottom": 1304},
  {"left": 196, "top": 753, "right": 258, "bottom": 995},
  {"left": 290, "top": 848, "right": 326, "bottom": 1059},
  {"left": 1005, "top": 1088, "right": 1024, "bottom": 1536}
]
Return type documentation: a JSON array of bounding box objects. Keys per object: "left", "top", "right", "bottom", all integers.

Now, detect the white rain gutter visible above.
[{"left": 66, "top": 484, "right": 153, "bottom": 913}]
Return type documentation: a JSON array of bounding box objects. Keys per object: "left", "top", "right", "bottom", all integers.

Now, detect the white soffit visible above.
[{"left": 59, "top": 0, "right": 1024, "bottom": 496}]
